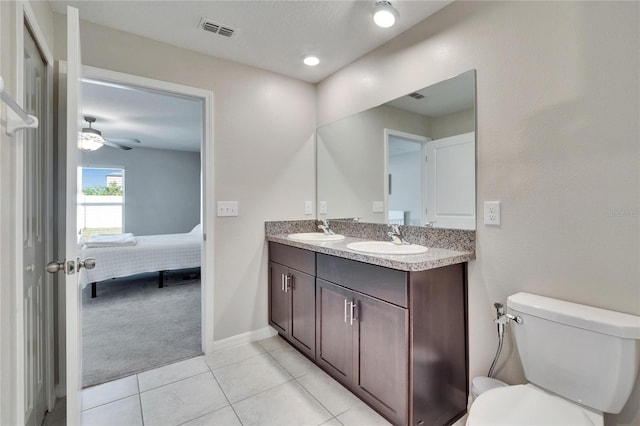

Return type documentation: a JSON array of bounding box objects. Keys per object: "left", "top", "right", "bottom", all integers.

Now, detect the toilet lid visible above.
[{"left": 468, "top": 385, "right": 601, "bottom": 426}]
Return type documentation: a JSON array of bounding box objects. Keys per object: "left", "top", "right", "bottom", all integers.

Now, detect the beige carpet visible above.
[{"left": 82, "top": 269, "right": 201, "bottom": 387}]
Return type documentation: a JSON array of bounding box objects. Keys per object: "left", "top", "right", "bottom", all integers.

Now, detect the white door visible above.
[
  {"left": 23, "top": 23, "right": 47, "bottom": 426},
  {"left": 62, "top": 6, "right": 84, "bottom": 424},
  {"left": 425, "top": 132, "right": 476, "bottom": 230}
]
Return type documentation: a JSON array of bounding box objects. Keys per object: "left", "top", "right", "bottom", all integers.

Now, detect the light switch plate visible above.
[
  {"left": 304, "top": 201, "right": 313, "bottom": 215},
  {"left": 217, "top": 201, "right": 238, "bottom": 217},
  {"left": 319, "top": 201, "right": 327, "bottom": 215},
  {"left": 372, "top": 201, "right": 384, "bottom": 213},
  {"left": 484, "top": 201, "right": 501, "bottom": 225}
]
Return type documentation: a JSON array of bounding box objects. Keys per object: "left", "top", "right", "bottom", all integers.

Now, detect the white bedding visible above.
[
  {"left": 84, "top": 233, "right": 137, "bottom": 248},
  {"left": 78, "top": 231, "right": 201, "bottom": 289}
]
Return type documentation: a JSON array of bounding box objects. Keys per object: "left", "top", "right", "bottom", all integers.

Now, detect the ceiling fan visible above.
[{"left": 81, "top": 116, "right": 141, "bottom": 151}]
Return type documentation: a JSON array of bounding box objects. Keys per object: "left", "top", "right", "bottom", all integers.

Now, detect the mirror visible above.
[{"left": 317, "top": 70, "right": 476, "bottom": 230}]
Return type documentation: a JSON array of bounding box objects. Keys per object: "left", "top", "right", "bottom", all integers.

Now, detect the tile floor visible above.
[{"left": 81, "top": 335, "right": 391, "bottom": 425}]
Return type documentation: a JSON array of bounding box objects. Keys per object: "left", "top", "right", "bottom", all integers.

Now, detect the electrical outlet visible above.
[
  {"left": 304, "top": 201, "right": 313, "bottom": 215},
  {"left": 217, "top": 201, "right": 238, "bottom": 217},
  {"left": 372, "top": 201, "right": 384, "bottom": 213},
  {"left": 484, "top": 201, "right": 501, "bottom": 225},
  {"left": 319, "top": 201, "right": 327, "bottom": 215}
]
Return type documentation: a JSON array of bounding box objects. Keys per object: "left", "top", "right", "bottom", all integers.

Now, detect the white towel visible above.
[{"left": 84, "top": 233, "right": 137, "bottom": 248}]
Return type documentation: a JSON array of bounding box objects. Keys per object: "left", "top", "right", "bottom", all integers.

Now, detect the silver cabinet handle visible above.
[
  {"left": 350, "top": 301, "right": 358, "bottom": 326},
  {"left": 344, "top": 299, "right": 348, "bottom": 323},
  {"left": 284, "top": 274, "right": 291, "bottom": 293},
  {"left": 281, "top": 273, "right": 285, "bottom": 292}
]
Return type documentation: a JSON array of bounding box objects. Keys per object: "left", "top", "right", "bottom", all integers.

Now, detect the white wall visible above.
[
  {"left": 318, "top": 2, "right": 639, "bottom": 426},
  {"left": 82, "top": 147, "right": 201, "bottom": 235},
  {"left": 53, "top": 15, "right": 317, "bottom": 342},
  {"left": 430, "top": 107, "right": 474, "bottom": 140}
]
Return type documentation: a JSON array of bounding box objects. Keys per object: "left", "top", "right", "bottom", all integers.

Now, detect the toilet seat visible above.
[{"left": 467, "top": 384, "right": 603, "bottom": 426}]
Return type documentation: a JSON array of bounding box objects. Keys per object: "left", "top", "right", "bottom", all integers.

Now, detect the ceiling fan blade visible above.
[
  {"left": 105, "top": 137, "right": 141, "bottom": 144},
  {"left": 102, "top": 140, "right": 133, "bottom": 150}
]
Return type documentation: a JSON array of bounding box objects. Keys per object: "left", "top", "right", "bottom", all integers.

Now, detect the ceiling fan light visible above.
[
  {"left": 80, "top": 128, "right": 105, "bottom": 151},
  {"left": 373, "top": 1, "right": 398, "bottom": 28}
]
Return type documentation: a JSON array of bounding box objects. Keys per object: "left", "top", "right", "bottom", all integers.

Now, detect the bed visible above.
[{"left": 78, "top": 225, "right": 201, "bottom": 297}]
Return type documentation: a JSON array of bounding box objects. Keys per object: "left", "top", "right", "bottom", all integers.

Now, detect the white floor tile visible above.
[
  {"left": 233, "top": 381, "right": 333, "bottom": 426},
  {"left": 297, "top": 369, "right": 361, "bottom": 416},
  {"left": 269, "top": 346, "right": 319, "bottom": 378},
  {"left": 81, "top": 395, "right": 142, "bottom": 426},
  {"left": 181, "top": 406, "right": 242, "bottom": 426},
  {"left": 138, "top": 356, "right": 209, "bottom": 392},
  {"left": 82, "top": 375, "right": 138, "bottom": 410},
  {"left": 336, "top": 402, "right": 391, "bottom": 426},
  {"left": 257, "top": 335, "right": 290, "bottom": 352},
  {"left": 213, "top": 353, "right": 293, "bottom": 403},
  {"left": 140, "top": 372, "right": 228, "bottom": 426},
  {"left": 204, "top": 342, "right": 265, "bottom": 370},
  {"left": 76, "top": 339, "right": 395, "bottom": 426}
]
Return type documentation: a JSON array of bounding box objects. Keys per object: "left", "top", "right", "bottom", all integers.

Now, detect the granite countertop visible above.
[{"left": 266, "top": 234, "right": 474, "bottom": 272}]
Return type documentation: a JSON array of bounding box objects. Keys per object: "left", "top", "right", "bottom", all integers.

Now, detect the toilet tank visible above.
[{"left": 507, "top": 292, "right": 640, "bottom": 414}]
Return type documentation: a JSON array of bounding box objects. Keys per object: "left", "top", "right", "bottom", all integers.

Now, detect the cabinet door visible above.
[
  {"left": 316, "top": 279, "right": 355, "bottom": 383},
  {"left": 355, "top": 293, "right": 408, "bottom": 426},
  {"left": 290, "top": 270, "right": 315, "bottom": 358},
  {"left": 269, "top": 262, "right": 289, "bottom": 335}
]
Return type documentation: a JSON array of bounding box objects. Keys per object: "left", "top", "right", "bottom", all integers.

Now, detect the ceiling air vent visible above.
[
  {"left": 408, "top": 92, "right": 425, "bottom": 100},
  {"left": 199, "top": 18, "right": 235, "bottom": 38}
]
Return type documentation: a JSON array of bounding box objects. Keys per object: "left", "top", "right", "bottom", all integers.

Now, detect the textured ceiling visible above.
[
  {"left": 50, "top": 0, "right": 452, "bottom": 83},
  {"left": 56, "top": 1, "right": 455, "bottom": 152},
  {"left": 82, "top": 78, "right": 203, "bottom": 152}
]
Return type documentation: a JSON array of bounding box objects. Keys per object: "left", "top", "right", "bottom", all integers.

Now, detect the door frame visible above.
[
  {"left": 11, "top": 1, "right": 56, "bottom": 423},
  {"left": 383, "top": 128, "right": 430, "bottom": 226},
  {"left": 79, "top": 65, "right": 216, "bottom": 351}
]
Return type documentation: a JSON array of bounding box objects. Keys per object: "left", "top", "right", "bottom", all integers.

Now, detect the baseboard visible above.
[{"left": 210, "top": 326, "right": 277, "bottom": 353}]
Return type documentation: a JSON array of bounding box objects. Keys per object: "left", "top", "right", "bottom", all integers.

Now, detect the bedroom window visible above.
[{"left": 78, "top": 167, "right": 125, "bottom": 238}]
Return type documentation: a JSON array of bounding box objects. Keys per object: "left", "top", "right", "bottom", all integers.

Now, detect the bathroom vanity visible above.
[{"left": 267, "top": 226, "right": 473, "bottom": 426}]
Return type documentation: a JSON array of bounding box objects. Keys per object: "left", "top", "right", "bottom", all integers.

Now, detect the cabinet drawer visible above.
[
  {"left": 317, "top": 254, "right": 408, "bottom": 308},
  {"left": 269, "top": 242, "right": 316, "bottom": 275}
]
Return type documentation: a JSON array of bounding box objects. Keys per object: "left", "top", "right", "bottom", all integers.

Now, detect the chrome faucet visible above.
[
  {"left": 387, "top": 224, "right": 408, "bottom": 245},
  {"left": 318, "top": 219, "right": 335, "bottom": 235}
]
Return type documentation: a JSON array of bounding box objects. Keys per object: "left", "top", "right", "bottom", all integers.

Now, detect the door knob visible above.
[
  {"left": 46, "top": 260, "right": 65, "bottom": 274},
  {"left": 78, "top": 258, "right": 96, "bottom": 270}
]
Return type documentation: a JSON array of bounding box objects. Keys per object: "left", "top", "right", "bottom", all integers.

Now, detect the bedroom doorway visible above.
[{"left": 75, "top": 67, "right": 214, "bottom": 388}]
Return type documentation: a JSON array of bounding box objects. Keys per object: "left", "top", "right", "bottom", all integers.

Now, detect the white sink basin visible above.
[
  {"left": 287, "top": 232, "right": 345, "bottom": 242},
  {"left": 346, "top": 241, "right": 428, "bottom": 255}
]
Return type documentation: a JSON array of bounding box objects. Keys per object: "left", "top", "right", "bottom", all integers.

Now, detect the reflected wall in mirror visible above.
[{"left": 317, "top": 70, "right": 476, "bottom": 230}]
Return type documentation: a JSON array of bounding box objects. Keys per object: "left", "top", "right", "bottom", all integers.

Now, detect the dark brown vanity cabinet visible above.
[
  {"left": 316, "top": 254, "right": 410, "bottom": 425},
  {"left": 317, "top": 278, "right": 409, "bottom": 425},
  {"left": 268, "top": 242, "right": 468, "bottom": 426},
  {"left": 268, "top": 243, "right": 316, "bottom": 359}
]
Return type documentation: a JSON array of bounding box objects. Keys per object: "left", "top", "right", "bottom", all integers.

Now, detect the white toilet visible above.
[{"left": 467, "top": 292, "right": 640, "bottom": 426}]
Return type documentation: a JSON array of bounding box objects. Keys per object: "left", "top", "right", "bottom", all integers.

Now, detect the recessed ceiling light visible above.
[
  {"left": 373, "top": 1, "right": 399, "bottom": 28},
  {"left": 303, "top": 56, "right": 320, "bottom": 66}
]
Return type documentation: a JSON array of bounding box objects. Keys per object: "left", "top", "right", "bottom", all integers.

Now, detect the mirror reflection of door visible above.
[
  {"left": 425, "top": 132, "right": 476, "bottom": 230},
  {"left": 386, "top": 131, "right": 429, "bottom": 226}
]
